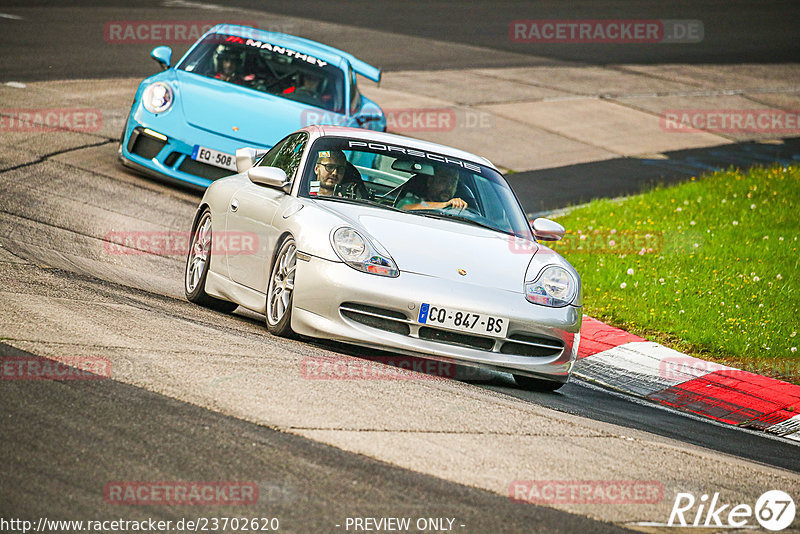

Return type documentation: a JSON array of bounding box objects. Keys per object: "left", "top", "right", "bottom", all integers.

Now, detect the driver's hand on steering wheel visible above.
[{"left": 444, "top": 197, "right": 468, "bottom": 210}]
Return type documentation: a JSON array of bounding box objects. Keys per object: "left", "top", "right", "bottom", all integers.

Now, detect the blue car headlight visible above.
[
  {"left": 525, "top": 266, "right": 577, "bottom": 307},
  {"left": 331, "top": 227, "right": 399, "bottom": 277},
  {"left": 142, "top": 82, "right": 174, "bottom": 114}
]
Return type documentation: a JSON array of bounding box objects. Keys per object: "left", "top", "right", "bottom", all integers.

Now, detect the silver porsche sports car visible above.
[{"left": 185, "top": 126, "right": 582, "bottom": 390}]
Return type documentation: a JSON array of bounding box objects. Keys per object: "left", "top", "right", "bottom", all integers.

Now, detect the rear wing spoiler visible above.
[
  {"left": 348, "top": 57, "right": 381, "bottom": 83},
  {"left": 287, "top": 34, "right": 381, "bottom": 82}
]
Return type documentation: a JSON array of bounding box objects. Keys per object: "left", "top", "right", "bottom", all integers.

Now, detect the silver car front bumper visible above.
[{"left": 292, "top": 255, "right": 581, "bottom": 382}]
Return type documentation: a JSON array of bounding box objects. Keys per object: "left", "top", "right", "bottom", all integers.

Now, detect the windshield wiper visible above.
[
  {"left": 311, "top": 198, "right": 514, "bottom": 234},
  {"left": 414, "top": 211, "right": 513, "bottom": 236},
  {"left": 311, "top": 196, "right": 403, "bottom": 211},
  {"left": 312, "top": 195, "right": 371, "bottom": 204}
]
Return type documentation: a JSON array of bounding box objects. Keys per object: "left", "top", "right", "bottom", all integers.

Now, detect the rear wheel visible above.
[
  {"left": 185, "top": 209, "right": 238, "bottom": 313},
  {"left": 266, "top": 236, "right": 297, "bottom": 337},
  {"left": 513, "top": 374, "right": 565, "bottom": 392}
]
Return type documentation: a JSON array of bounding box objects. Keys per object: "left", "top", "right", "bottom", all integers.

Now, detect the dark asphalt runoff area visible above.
[
  {"left": 514, "top": 137, "right": 800, "bottom": 214},
  {"left": 233, "top": 0, "right": 800, "bottom": 65}
]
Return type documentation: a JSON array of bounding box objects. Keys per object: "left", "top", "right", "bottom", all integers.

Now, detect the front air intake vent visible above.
[{"left": 340, "top": 303, "right": 410, "bottom": 335}]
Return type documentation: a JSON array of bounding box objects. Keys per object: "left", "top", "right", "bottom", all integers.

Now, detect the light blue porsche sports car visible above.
[{"left": 119, "top": 24, "right": 386, "bottom": 188}]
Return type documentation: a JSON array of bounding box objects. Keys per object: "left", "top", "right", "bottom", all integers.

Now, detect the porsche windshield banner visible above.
[
  {"left": 346, "top": 140, "right": 483, "bottom": 173},
  {"left": 222, "top": 35, "right": 329, "bottom": 68}
]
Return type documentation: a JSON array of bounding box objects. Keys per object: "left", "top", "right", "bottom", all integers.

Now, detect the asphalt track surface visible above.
[
  {"left": 1, "top": 1, "right": 799, "bottom": 531},
  {"left": 2, "top": 0, "right": 800, "bottom": 81},
  {"left": 0, "top": 342, "right": 625, "bottom": 533}
]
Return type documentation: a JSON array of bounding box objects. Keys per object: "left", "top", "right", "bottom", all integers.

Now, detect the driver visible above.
[
  {"left": 214, "top": 48, "right": 244, "bottom": 83},
  {"left": 396, "top": 165, "right": 468, "bottom": 210},
  {"left": 311, "top": 150, "right": 347, "bottom": 196}
]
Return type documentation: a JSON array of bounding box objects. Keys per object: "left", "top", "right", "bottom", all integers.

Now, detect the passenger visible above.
[
  {"left": 396, "top": 165, "right": 468, "bottom": 210},
  {"left": 294, "top": 72, "right": 323, "bottom": 99}
]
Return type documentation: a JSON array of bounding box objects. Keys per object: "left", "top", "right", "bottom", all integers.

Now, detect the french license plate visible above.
[
  {"left": 191, "top": 145, "right": 236, "bottom": 171},
  {"left": 417, "top": 303, "right": 508, "bottom": 338}
]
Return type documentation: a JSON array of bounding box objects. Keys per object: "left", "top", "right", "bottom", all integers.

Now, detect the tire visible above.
[
  {"left": 185, "top": 209, "right": 239, "bottom": 313},
  {"left": 117, "top": 116, "right": 129, "bottom": 162},
  {"left": 265, "top": 235, "right": 297, "bottom": 337},
  {"left": 513, "top": 374, "right": 565, "bottom": 392},
  {"left": 118, "top": 116, "right": 128, "bottom": 151}
]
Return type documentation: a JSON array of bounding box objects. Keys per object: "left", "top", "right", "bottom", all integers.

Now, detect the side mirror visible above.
[
  {"left": 531, "top": 218, "right": 565, "bottom": 241},
  {"left": 355, "top": 115, "right": 382, "bottom": 127},
  {"left": 248, "top": 166, "right": 290, "bottom": 192},
  {"left": 236, "top": 147, "right": 266, "bottom": 173},
  {"left": 151, "top": 46, "right": 172, "bottom": 70}
]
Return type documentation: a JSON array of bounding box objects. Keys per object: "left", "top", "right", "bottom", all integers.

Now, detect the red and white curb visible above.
[{"left": 573, "top": 316, "right": 800, "bottom": 442}]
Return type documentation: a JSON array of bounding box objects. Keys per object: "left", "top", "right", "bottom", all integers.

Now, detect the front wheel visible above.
[
  {"left": 513, "top": 374, "right": 565, "bottom": 392},
  {"left": 117, "top": 116, "right": 129, "bottom": 158},
  {"left": 185, "top": 209, "right": 239, "bottom": 313},
  {"left": 266, "top": 235, "right": 297, "bottom": 337}
]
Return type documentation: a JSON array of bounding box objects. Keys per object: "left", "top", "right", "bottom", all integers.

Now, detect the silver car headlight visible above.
[
  {"left": 331, "top": 227, "right": 399, "bottom": 277},
  {"left": 525, "top": 265, "right": 576, "bottom": 307},
  {"left": 142, "top": 82, "right": 174, "bottom": 114}
]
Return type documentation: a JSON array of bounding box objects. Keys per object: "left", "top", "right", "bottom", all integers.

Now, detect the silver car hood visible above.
[{"left": 314, "top": 201, "right": 539, "bottom": 293}]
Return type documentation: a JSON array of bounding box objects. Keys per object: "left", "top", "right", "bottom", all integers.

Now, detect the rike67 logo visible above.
[{"left": 668, "top": 490, "right": 795, "bottom": 531}]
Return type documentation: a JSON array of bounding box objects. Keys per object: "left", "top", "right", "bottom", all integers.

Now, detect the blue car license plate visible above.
[{"left": 192, "top": 145, "right": 236, "bottom": 171}]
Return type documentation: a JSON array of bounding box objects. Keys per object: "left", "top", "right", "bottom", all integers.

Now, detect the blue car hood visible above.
[{"left": 176, "top": 70, "right": 331, "bottom": 148}]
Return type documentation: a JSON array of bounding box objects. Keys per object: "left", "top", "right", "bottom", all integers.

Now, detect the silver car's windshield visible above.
[
  {"left": 298, "top": 137, "right": 533, "bottom": 239},
  {"left": 177, "top": 34, "right": 345, "bottom": 113}
]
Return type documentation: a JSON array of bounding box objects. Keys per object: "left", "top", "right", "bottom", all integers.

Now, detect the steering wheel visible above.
[
  {"left": 444, "top": 205, "right": 499, "bottom": 227},
  {"left": 261, "top": 74, "right": 295, "bottom": 92}
]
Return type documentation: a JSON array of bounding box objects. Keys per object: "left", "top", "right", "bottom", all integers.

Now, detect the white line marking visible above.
[
  {"left": 6, "top": 82, "right": 26, "bottom": 88},
  {"left": 0, "top": 13, "right": 23, "bottom": 20},
  {"left": 630, "top": 522, "right": 758, "bottom": 529},
  {"left": 766, "top": 414, "right": 800, "bottom": 437},
  {"left": 161, "top": 0, "right": 224, "bottom": 9}
]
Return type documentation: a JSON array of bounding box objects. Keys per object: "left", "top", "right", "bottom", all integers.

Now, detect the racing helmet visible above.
[{"left": 213, "top": 46, "right": 243, "bottom": 74}]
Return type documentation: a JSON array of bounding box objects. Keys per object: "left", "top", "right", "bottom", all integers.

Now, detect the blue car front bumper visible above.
[{"left": 118, "top": 105, "right": 272, "bottom": 189}]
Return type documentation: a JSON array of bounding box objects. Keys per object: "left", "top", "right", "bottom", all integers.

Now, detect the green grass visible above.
[{"left": 549, "top": 164, "right": 800, "bottom": 383}]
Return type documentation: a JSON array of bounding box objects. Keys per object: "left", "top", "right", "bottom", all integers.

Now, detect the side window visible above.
[
  {"left": 270, "top": 132, "right": 308, "bottom": 180},
  {"left": 349, "top": 68, "right": 361, "bottom": 115},
  {"left": 257, "top": 137, "right": 288, "bottom": 168}
]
